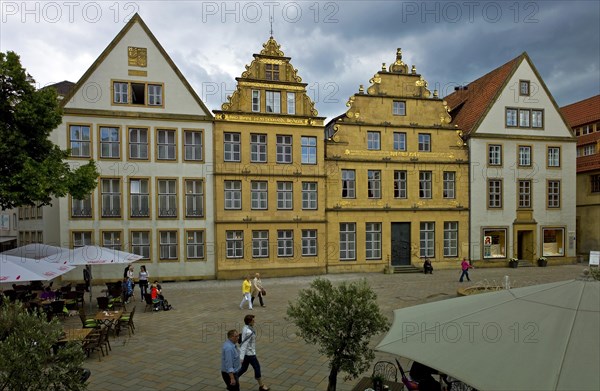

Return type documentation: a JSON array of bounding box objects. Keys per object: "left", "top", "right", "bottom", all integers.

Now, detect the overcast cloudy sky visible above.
[{"left": 2, "top": 0, "right": 599, "bottom": 120}]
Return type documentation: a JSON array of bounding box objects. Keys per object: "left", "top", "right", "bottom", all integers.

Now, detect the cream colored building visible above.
[
  {"left": 19, "top": 14, "right": 215, "bottom": 282},
  {"left": 446, "top": 53, "right": 577, "bottom": 266}
]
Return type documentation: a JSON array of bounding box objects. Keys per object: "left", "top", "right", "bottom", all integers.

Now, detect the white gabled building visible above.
[
  {"left": 20, "top": 14, "right": 215, "bottom": 281},
  {"left": 445, "top": 52, "right": 576, "bottom": 266}
]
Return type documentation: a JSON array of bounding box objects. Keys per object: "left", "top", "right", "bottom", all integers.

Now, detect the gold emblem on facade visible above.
[{"left": 128, "top": 47, "right": 147, "bottom": 67}]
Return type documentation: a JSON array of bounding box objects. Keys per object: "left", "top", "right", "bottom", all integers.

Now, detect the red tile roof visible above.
[
  {"left": 577, "top": 153, "right": 600, "bottom": 173},
  {"left": 577, "top": 132, "right": 600, "bottom": 147},
  {"left": 561, "top": 95, "right": 600, "bottom": 127},
  {"left": 444, "top": 54, "right": 524, "bottom": 135}
]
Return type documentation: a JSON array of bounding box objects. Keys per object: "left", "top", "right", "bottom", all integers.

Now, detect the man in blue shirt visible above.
[{"left": 221, "top": 329, "right": 241, "bottom": 390}]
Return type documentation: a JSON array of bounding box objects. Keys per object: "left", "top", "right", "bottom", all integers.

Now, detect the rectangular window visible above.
[
  {"left": 251, "top": 181, "right": 268, "bottom": 210},
  {"left": 226, "top": 231, "right": 243, "bottom": 258},
  {"left": 276, "top": 135, "right": 292, "bottom": 163},
  {"left": 365, "top": 222, "right": 382, "bottom": 260},
  {"left": 72, "top": 231, "right": 92, "bottom": 248},
  {"left": 251, "top": 134, "right": 267, "bottom": 163},
  {"left": 488, "top": 179, "right": 503, "bottom": 208},
  {"left": 71, "top": 195, "right": 92, "bottom": 218},
  {"left": 519, "top": 80, "right": 530, "bottom": 96},
  {"left": 185, "top": 179, "right": 204, "bottom": 217},
  {"left": 287, "top": 92, "right": 295, "bottom": 115},
  {"left": 339, "top": 223, "right": 356, "bottom": 260},
  {"left": 420, "top": 222, "right": 435, "bottom": 258},
  {"left": 99, "top": 126, "right": 120, "bottom": 158},
  {"left": 419, "top": 171, "right": 432, "bottom": 199},
  {"left": 518, "top": 180, "right": 532, "bottom": 208},
  {"left": 130, "top": 82, "right": 145, "bottom": 105},
  {"left": 519, "top": 109, "right": 530, "bottom": 127},
  {"left": 131, "top": 231, "right": 150, "bottom": 260},
  {"left": 367, "top": 131, "right": 380, "bottom": 150},
  {"left": 265, "top": 64, "right": 279, "bottom": 81},
  {"left": 418, "top": 133, "right": 431, "bottom": 152},
  {"left": 301, "top": 230, "right": 317, "bottom": 256},
  {"left": 148, "top": 84, "right": 163, "bottom": 106},
  {"left": 532, "top": 110, "right": 543, "bottom": 128},
  {"left": 186, "top": 230, "right": 204, "bottom": 259},
  {"left": 393, "top": 101, "right": 406, "bottom": 116},
  {"left": 301, "top": 136, "right": 317, "bottom": 164},
  {"left": 224, "top": 180, "right": 242, "bottom": 210},
  {"left": 543, "top": 228, "right": 565, "bottom": 256},
  {"left": 159, "top": 231, "right": 177, "bottom": 260},
  {"left": 483, "top": 229, "right": 507, "bottom": 259},
  {"left": 592, "top": 175, "right": 600, "bottom": 193},
  {"left": 518, "top": 146, "right": 532, "bottom": 166},
  {"left": 113, "top": 82, "right": 128, "bottom": 103},
  {"left": 266, "top": 91, "right": 281, "bottom": 113},
  {"left": 157, "top": 129, "right": 176, "bottom": 160},
  {"left": 443, "top": 222, "right": 458, "bottom": 257},
  {"left": 224, "top": 133, "right": 241, "bottom": 162},
  {"left": 252, "top": 231, "right": 269, "bottom": 258},
  {"left": 101, "top": 178, "right": 121, "bottom": 217},
  {"left": 506, "top": 108, "right": 518, "bottom": 127},
  {"left": 130, "top": 179, "right": 149, "bottom": 217},
  {"left": 393, "top": 132, "right": 406, "bottom": 151},
  {"left": 158, "top": 179, "right": 177, "bottom": 217},
  {"left": 302, "top": 182, "right": 318, "bottom": 210},
  {"left": 342, "top": 170, "right": 355, "bottom": 198},
  {"left": 443, "top": 172, "right": 455, "bottom": 199},
  {"left": 184, "top": 130, "right": 203, "bottom": 161},
  {"left": 394, "top": 170, "right": 407, "bottom": 198},
  {"left": 488, "top": 144, "right": 502, "bottom": 166},
  {"left": 547, "top": 180, "right": 560, "bottom": 208},
  {"left": 368, "top": 170, "right": 381, "bottom": 199},
  {"left": 277, "top": 182, "right": 293, "bottom": 210},
  {"left": 129, "top": 128, "right": 149, "bottom": 160},
  {"left": 102, "top": 231, "right": 121, "bottom": 251},
  {"left": 547, "top": 147, "right": 560, "bottom": 167},
  {"left": 277, "top": 230, "right": 294, "bottom": 257},
  {"left": 70, "top": 125, "right": 91, "bottom": 157},
  {"left": 252, "top": 90, "right": 260, "bottom": 112}
]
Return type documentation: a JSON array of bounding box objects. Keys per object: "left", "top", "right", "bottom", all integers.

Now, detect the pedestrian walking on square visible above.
[
  {"left": 138, "top": 265, "right": 149, "bottom": 302},
  {"left": 459, "top": 258, "right": 474, "bottom": 282},
  {"left": 251, "top": 272, "right": 266, "bottom": 307},
  {"left": 237, "top": 314, "right": 270, "bottom": 391},
  {"left": 240, "top": 275, "right": 253, "bottom": 310},
  {"left": 221, "top": 329, "right": 241, "bottom": 391}
]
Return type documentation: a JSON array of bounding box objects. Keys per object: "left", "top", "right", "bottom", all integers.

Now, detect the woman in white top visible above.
[
  {"left": 251, "top": 273, "right": 265, "bottom": 307},
  {"left": 237, "top": 314, "right": 270, "bottom": 391},
  {"left": 138, "top": 265, "right": 149, "bottom": 302}
]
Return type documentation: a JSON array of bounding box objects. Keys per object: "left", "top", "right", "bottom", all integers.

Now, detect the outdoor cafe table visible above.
[
  {"left": 351, "top": 376, "right": 405, "bottom": 391},
  {"left": 95, "top": 310, "right": 123, "bottom": 334},
  {"left": 58, "top": 328, "right": 92, "bottom": 343}
]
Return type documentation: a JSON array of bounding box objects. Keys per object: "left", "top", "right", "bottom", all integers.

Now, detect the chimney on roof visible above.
[{"left": 454, "top": 86, "right": 468, "bottom": 91}]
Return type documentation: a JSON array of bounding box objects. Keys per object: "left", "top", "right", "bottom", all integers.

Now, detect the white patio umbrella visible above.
[
  {"left": 376, "top": 274, "right": 600, "bottom": 391},
  {"left": 2, "top": 243, "right": 70, "bottom": 260},
  {"left": 0, "top": 254, "right": 75, "bottom": 283}
]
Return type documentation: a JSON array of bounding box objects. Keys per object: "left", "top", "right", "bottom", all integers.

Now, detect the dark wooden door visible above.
[{"left": 391, "top": 222, "right": 411, "bottom": 266}]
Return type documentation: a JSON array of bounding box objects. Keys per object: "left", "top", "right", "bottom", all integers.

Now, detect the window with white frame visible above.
[
  {"left": 518, "top": 146, "right": 532, "bottom": 166},
  {"left": 100, "top": 126, "right": 120, "bottom": 158},
  {"left": 419, "top": 171, "right": 432, "bottom": 199},
  {"left": 393, "top": 100, "right": 406, "bottom": 116},
  {"left": 276, "top": 135, "right": 292, "bottom": 163},
  {"left": 251, "top": 134, "right": 267, "bottom": 162},
  {"left": 252, "top": 90, "right": 260, "bottom": 112},
  {"left": 158, "top": 179, "right": 177, "bottom": 217},
  {"left": 393, "top": 132, "right": 406, "bottom": 151},
  {"left": 542, "top": 228, "right": 564, "bottom": 256},
  {"left": 252, "top": 231, "right": 269, "bottom": 258},
  {"left": 226, "top": 231, "right": 243, "bottom": 258},
  {"left": 301, "top": 136, "right": 317, "bottom": 164},
  {"left": 342, "top": 170, "right": 355, "bottom": 198},
  {"left": 339, "top": 223, "right": 356, "bottom": 260},
  {"left": 277, "top": 182, "right": 293, "bottom": 210},
  {"left": 365, "top": 222, "right": 382, "bottom": 260},
  {"left": 72, "top": 231, "right": 92, "bottom": 248},
  {"left": 130, "top": 179, "right": 149, "bottom": 217},
  {"left": 368, "top": 170, "right": 381, "bottom": 198},
  {"left": 301, "top": 230, "right": 317, "bottom": 256},
  {"left": 394, "top": 170, "right": 407, "bottom": 198},
  {"left": 483, "top": 229, "right": 507, "bottom": 259},
  {"left": 287, "top": 92, "right": 295, "bottom": 114},
  {"left": 70, "top": 125, "right": 91, "bottom": 157},
  {"left": 420, "top": 222, "right": 435, "bottom": 258},
  {"left": 488, "top": 179, "right": 503, "bottom": 208},
  {"left": 418, "top": 133, "right": 431, "bottom": 152},
  {"left": 148, "top": 84, "right": 163, "bottom": 106},
  {"left": 157, "top": 129, "right": 176, "bottom": 160},
  {"left": 519, "top": 109, "right": 530, "bottom": 127},
  {"left": 266, "top": 91, "right": 281, "bottom": 113},
  {"left": 71, "top": 195, "right": 92, "bottom": 218},
  {"left": 113, "top": 82, "right": 128, "bottom": 103},
  {"left": 186, "top": 230, "right": 204, "bottom": 259},
  {"left": 224, "top": 180, "right": 242, "bottom": 210},
  {"left": 101, "top": 178, "right": 121, "bottom": 217},
  {"left": 102, "top": 231, "right": 121, "bottom": 251},
  {"left": 506, "top": 108, "right": 518, "bottom": 127},
  {"left": 129, "top": 128, "right": 148, "bottom": 159},
  {"left": 443, "top": 222, "right": 458, "bottom": 257},
  {"left": 277, "top": 230, "right": 294, "bottom": 257},
  {"left": 302, "top": 182, "right": 317, "bottom": 210},
  {"left": 518, "top": 180, "right": 532, "bottom": 208},
  {"left": 224, "top": 133, "right": 241, "bottom": 162},
  {"left": 488, "top": 144, "right": 502, "bottom": 166},
  {"left": 547, "top": 180, "right": 560, "bottom": 208},
  {"left": 184, "top": 130, "right": 203, "bottom": 161},
  {"left": 185, "top": 179, "right": 204, "bottom": 217},
  {"left": 131, "top": 231, "right": 150, "bottom": 259},
  {"left": 443, "top": 172, "right": 455, "bottom": 199},
  {"left": 251, "top": 181, "right": 268, "bottom": 210},
  {"left": 532, "top": 110, "right": 543, "bottom": 128},
  {"left": 519, "top": 80, "right": 530, "bottom": 96},
  {"left": 547, "top": 147, "right": 560, "bottom": 167},
  {"left": 367, "top": 131, "right": 380, "bottom": 150},
  {"left": 159, "top": 231, "right": 177, "bottom": 260}
]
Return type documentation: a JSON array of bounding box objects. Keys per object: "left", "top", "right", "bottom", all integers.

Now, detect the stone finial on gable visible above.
[
  {"left": 260, "top": 37, "right": 285, "bottom": 57},
  {"left": 389, "top": 48, "right": 409, "bottom": 74}
]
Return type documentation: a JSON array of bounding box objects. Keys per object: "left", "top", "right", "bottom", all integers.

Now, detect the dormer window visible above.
[
  {"left": 519, "top": 80, "right": 530, "bottom": 96},
  {"left": 266, "top": 64, "right": 279, "bottom": 81},
  {"left": 112, "top": 81, "right": 164, "bottom": 107}
]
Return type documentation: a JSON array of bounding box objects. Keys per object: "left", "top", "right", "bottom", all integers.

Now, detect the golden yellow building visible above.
[
  {"left": 213, "top": 37, "right": 326, "bottom": 279},
  {"left": 325, "top": 49, "right": 469, "bottom": 273}
]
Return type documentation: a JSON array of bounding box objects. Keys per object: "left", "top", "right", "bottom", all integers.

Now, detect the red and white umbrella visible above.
[
  {"left": 42, "top": 245, "right": 143, "bottom": 265},
  {"left": 0, "top": 254, "right": 75, "bottom": 283}
]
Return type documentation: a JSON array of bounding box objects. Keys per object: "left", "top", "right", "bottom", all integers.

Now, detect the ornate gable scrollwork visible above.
[
  {"left": 221, "top": 89, "right": 240, "bottom": 111},
  {"left": 260, "top": 36, "right": 285, "bottom": 57},
  {"left": 389, "top": 48, "right": 408, "bottom": 74}
]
